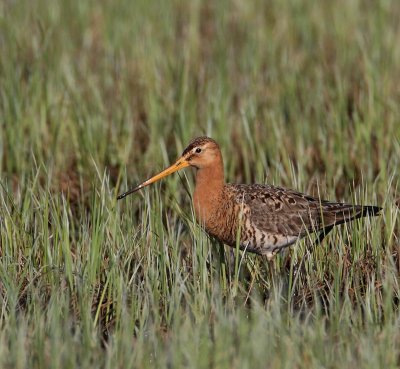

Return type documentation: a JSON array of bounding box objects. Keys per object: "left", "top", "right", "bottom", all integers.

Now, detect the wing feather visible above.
[{"left": 228, "top": 184, "right": 364, "bottom": 237}]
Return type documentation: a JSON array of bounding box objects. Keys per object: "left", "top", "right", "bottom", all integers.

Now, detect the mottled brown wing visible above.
[{"left": 230, "top": 184, "right": 362, "bottom": 237}]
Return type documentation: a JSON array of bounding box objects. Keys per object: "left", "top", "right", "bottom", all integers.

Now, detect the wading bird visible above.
[{"left": 118, "top": 137, "right": 381, "bottom": 259}]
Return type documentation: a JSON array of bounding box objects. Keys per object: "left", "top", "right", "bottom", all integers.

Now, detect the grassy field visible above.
[{"left": 1, "top": 0, "right": 399, "bottom": 367}]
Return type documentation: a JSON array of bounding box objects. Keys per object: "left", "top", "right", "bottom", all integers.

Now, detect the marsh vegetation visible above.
[{"left": 0, "top": 0, "right": 399, "bottom": 367}]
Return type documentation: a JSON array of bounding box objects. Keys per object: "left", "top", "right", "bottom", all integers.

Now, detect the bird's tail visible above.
[
  {"left": 358, "top": 205, "right": 382, "bottom": 218},
  {"left": 340, "top": 204, "right": 382, "bottom": 226},
  {"left": 323, "top": 203, "right": 382, "bottom": 228}
]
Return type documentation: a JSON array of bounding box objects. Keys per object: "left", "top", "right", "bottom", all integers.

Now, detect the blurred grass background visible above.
[{"left": 0, "top": 0, "right": 399, "bottom": 368}]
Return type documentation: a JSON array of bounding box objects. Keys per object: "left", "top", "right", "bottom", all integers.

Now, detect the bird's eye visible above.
[{"left": 195, "top": 147, "right": 202, "bottom": 154}]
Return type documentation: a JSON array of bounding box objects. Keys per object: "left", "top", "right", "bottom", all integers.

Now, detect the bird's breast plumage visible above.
[{"left": 193, "top": 183, "right": 300, "bottom": 256}]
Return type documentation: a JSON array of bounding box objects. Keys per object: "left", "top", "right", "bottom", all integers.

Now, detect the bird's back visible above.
[{"left": 224, "top": 183, "right": 381, "bottom": 258}]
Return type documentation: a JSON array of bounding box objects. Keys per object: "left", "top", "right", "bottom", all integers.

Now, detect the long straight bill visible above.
[{"left": 117, "top": 159, "right": 190, "bottom": 200}]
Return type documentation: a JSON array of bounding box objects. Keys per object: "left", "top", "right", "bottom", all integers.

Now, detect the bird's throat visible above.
[{"left": 192, "top": 163, "right": 225, "bottom": 226}]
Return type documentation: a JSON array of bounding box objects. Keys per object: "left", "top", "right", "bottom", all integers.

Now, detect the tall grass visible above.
[{"left": 0, "top": 0, "right": 399, "bottom": 368}]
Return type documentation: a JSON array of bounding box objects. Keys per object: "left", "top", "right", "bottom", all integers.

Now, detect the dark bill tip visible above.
[{"left": 117, "top": 185, "right": 143, "bottom": 200}]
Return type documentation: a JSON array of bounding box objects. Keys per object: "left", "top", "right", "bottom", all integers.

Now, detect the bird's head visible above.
[{"left": 117, "top": 136, "right": 221, "bottom": 200}]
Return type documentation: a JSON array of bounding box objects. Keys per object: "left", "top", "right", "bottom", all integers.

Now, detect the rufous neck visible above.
[
  {"left": 192, "top": 153, "right": 225, "bottom": 225},
  {"left": 195, "top": 159, "right": 225, "bottom": 194}
]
